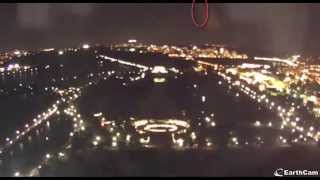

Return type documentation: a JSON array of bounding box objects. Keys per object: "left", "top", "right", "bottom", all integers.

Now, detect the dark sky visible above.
[{"left": 1, "top": 3, "right": 320, "bottom": 56}]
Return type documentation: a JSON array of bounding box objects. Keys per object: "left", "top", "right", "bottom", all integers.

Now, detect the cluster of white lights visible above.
[
  {"left": 92, "top": 136, "right": 102, "bottom": 146},
  {"left": 1, "top": 44, "right": 164, "bottom": 176},
  {"left": 1, "top": 101, "right": 59, "bottom": 153},
  {"left": 204, "top": 115, "right": 216, "bottom": 127},
  {"left": 98, "top": 55, "right": 149, "bottom": 71},
  {"left": 151, "top": 66, "right": 168, "bottom": 74},
  {"left": 5, "top": 42, "right": 317, "bottom": 176},
  {"left": 133, "top": 119, "right": 190, "bottom": 134},
  {"left": 16, "top": 89, "right": 83, "bottom": 176},
  {"left": 171, "top": 133, "right": 186, "bottom": 148},
  {"left": 231, "top": 137, "right": 239, "bottom": 145},
  {"left": 64, "top": 104, "right": 86, "bottom": 133},
  {"left": 254, "top": 56, "right": 297, "bottom": 67},
  {"left": 8, "top": 88, "right": 85, "bottom": 176},
  {"left": 216, "top": 69, "right": 320, "bottom": 144},
  {"left": 0, "top": 64, "right": 32, "bottom": 74}
]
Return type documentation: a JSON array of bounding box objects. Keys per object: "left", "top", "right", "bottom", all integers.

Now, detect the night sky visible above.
[{"left": 1, "top": 3, "right": 320, "bottom": 56}]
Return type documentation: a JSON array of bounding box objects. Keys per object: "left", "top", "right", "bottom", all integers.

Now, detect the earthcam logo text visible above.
[{"left": 274, "top": 168, "right": 319, "bottom": 177}]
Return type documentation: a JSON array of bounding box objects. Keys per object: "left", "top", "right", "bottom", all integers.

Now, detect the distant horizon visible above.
[
  {"left": 0, "top": 40, "right": 301, "bottom": 58},
  {"left": 0, "top": 3, "right": 319, "bottom": 58}
]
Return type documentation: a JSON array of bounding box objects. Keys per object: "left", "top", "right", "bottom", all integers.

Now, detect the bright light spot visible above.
[
  {"left": 126, "top": 135, "right": 131, "bottom": 142},
  {"left": 129, "top": 48, "right": 136, "bottom": 52},
  {"left": 14, "top": 172, "right": 20, "bottom": 177},
  {"left": 81, "top": 126, "right": 86, "bottom": 131},
  {"left": 190, "top": 132, "right": 196, "bottom": 140},
  {"left": 95, "top": 136, "right": 101, "bottom": 141},
  {"left": 201, "top": 96, "right": 206, "bottom": 102},
  {"left": 14, "top": 50, "right": 21, "bottom": 55},
  {"left": 128, "top": 39, "right": 137, "bottom": 43},
  {"left": 112, "top": 141, "right": 117, "bottom": 147},
  {"left": 205, "top": 117, "right": 211, "bottom": 122},
  {"left": 232, "top": 137, "right": 237, "bottom": 142},
  {"left": 92, "top": 141, "right": 98, "bottom": 146},
  {"left": 93, "top": 112, "right": 102, "bottom": 117},
  {"left": 82, "top": 44, "right": 90, "bottom": 49},
  {"left": 177, "top": 138, "right": 184, "bottom": 147},
  {"left": 69, "top": 132, "right": 74, "bottom": 137},
  {"left": 310, "top": 126, "right": 314, "bottom": 131},
  {"left": 45, "top": 154, "right": 51, "bottom": 159},
  {"left": 151, "top": 66, "right": 168, "bottom": 74},
  {"left": 153, "top": 77, "right": 166, "bottom": 83}
]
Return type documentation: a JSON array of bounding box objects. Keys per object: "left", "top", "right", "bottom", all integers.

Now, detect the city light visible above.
[
  {"left": 82, "top": 44, "right": 90, "bottom": 49},
  {"left": 14, "top": 172, "right": 20, "bottom": 177},
  {"left": 2, "top": 34, "right": 320, "bottom": 177},
  {"left": 128, "top": 39, "right": 137, "bottom": 43}
]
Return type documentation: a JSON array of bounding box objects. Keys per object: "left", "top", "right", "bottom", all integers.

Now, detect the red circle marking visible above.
[{"left": 191, "top": 0, "right": 209, "bottom": 28}]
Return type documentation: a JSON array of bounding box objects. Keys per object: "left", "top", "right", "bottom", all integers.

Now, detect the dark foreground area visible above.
[{"left": 41, "top": 146, "right": 320, "bottom": 177}]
